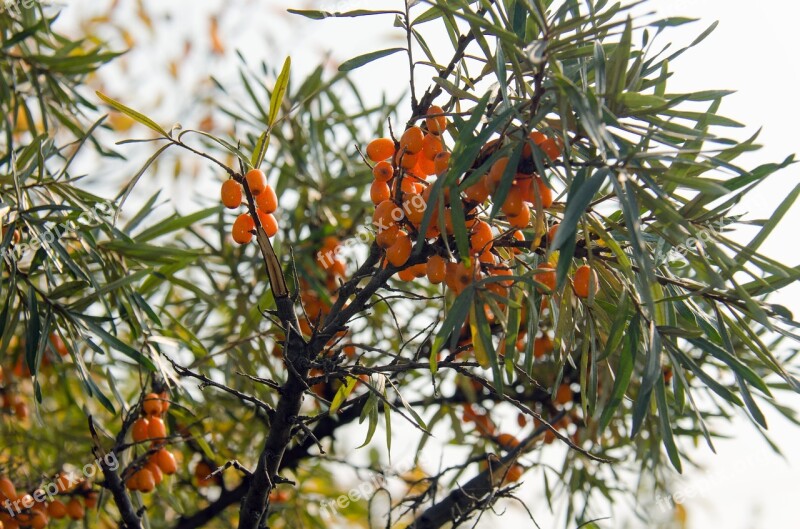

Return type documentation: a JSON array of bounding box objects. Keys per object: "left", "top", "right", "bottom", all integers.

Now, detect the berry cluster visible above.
[
  {"left": 220, "top": 169, "right": 279, "bottom": 244},
  {"left": 0, "top": 473, "right": 98, "bottom": 528},
  {"left": 124, "top": 392, "right": 178, "bottom": 493}
]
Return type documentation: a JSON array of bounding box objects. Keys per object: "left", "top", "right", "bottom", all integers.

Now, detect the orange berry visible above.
[
  {"left": 28, "top": 511, "right": 48, "bottom": 529},
  {"left": 366, "top": 138, "right": 395, "bottom": 162},
  {"left": 425, "top": 105, "right": 447, "bottom": 134},
  {"left": 125, "top": 471, "right": 140, "bottom": 491},
  {"left": 84, "top": 491, "right": 98, "bottom": 509},
  {"left": 464, "top": 177, "right": 490, "bottom": 203},
  {"left": 395, "top": 149, "right": 419, "bottom": 170},
  {"left": 508, "top": 203, "right": 530, "bottom": 228},
  {"left": 136, "top": 468, "right": 156, "bottom": 493},
  {"left": 555, "top": 383, "right": 572, "bottom": 405},
  {"left": 146, "top": 462, "right": 163, "bottom": 486},
  {"left": 159, "top": 391, "right": 170, "bottom": 412},
  {"left": 535, "top": 262, "right": 556, "bottom": 293},
  {"left": 370, "top": 180, "right": 391, "bottom": 204},
  {"left": 501, "top": 185, "right": 524, "bottom": 217},
  {"left": 523, "top": 130, "right": 548, "bottom": 157},
  {"left": 517, "top": 412, "right": 527, "bottom": 428},
  {"left": 421, "top": 134, "right": 443, "bottom": 159},
  {"left": 142, "top": 393, "right": 162, "bottom": 416},
  {"left": 195, "top": 461, "right": 214, "bottom": 486},
  {"left": 376, "top": 224, "right": 402, "bottom": 249},
  {"left": 397, "top": 268, "right": 416, "bottom": 281},
  {"left": 400, "top": 176, "right": 423, "bottom": 194},
  {"left": 533, "top": 335, "right": 553, "bottom": 358},
  {"left": 255, "top": 184, "right": 278, "bottom": 213},
  {"left": 433, "top": 151, "right": 450, "bottom": 175},
  {"left": 386, "top": 233, "right": 412, "bottom": 267},
  {"left": 453, "top": 261, "right": 475, "bottom": 294},
  {"left": 400, "top": 126, "right": 424, "bottom": 155},
  {"left": 573, "top": 264, "right": 599, "bottom": 298},
  {"left": 132, "top": 417, "right": 150, "bottom": 442},
  {"left": 408, "top": 263, "right": 427, "bottom": 278},
  {"left": 426, "top": 255, "right": 446, "bottom": 284},
  {"left": 65, "top": 498, "right": 84, "bottom": 520},
  {"left": 220, "top": 179, "right": 243, "bottom": 209},
  {"left": 414, "top": 155, "right": 437, "bottom": 176},
  {"left": 547, "top": 223, "right": 559, "bottom": 243},
  {"left": 504, "top": 464, "right": 524, "bottom": 483},
  {"left": 155, "top": 448, "right": 178, "bottom": 475},
  {"left": 373, "top": 200, "right": 403, "bottom": 230},
  {"left": 0, "top": 477, "right": 17, "bottom": 502},
  {"left": 48, "top": 499, "right": 67, "bottom": 519},
  {"left": 540, "top": 138, "right": 561, "bottom": 161},
  {"left": 469, "top": 221, "right": 494, "bottom": 253},
  {"left": 496, "top": 433, "right": 520, "bottom": 450},
  {"left": 403, "top": 193, "right": 426, "bottom": 226},
  {"left": 245, "top": 169, "right": 267, "bottom": 195},
  {"left": 257, "top": 211, "right": 279, "bottom": 237},
  {"left": 372, "top": 160, "right": 394, "bottom": 182},
  {"left": 534, "top": 176, "right": 553, "bottom": 208},
  {"left": 147, "top": 416, "right": 167, "bottom": 440},
  {"left": 232, "top": 213, "right": 255, "bottom": 244},
  {"left": 486, "top": 157, "right": 509, "bottom": 193}
]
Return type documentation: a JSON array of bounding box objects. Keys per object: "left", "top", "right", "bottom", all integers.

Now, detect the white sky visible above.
[{"left": 58, "top": 0, "right": 800, "bottom": 527}]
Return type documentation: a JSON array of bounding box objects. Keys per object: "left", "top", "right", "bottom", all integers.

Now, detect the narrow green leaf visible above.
[
  {"left": 338, "top": 48, "right": 405, "bottom": 72},
  {"left": 96, "top": 91, "right": 169, "bottom": 137}
]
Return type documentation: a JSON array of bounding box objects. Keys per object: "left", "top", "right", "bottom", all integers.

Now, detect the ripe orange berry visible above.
[
  {"left": 373, "top": 200, "right": 403, "bottom": 230},
  {"left": 403, "top": 193, "right": 426, "bottom": 226},
  {"left": 370, "top": 180, "right": 391, "bottom": 205},
  {"left": 195, "top": 461, "right": 214, "bottom": 487},
  {"left": 425, "top": 105, "right": 447, "bottom": 134},
  {"left": 433, "top": 151, "right": 450, "bottom": 175},
  {"left": 376, "top": 224, "right": 402, "bottom": 248},
  {"left": 573, "top": 264, "right": 599, "bottom": 298},
  {"left": 245, "top": 169, "right": 267, "bottom": 195},
  {"left": 136, "top": 468, "right": 156, "bottom": 493},
  {"left": 464, "top": 177, "right": 490, "bottom": 203},
  {"left": 257, "top": 210, "right": 279, "bottom": 237},
  {"left": 132, "top": 417, "right": 150, "bottom": 442},
  {"left": 372, "top": 160, "right": 394, "bottom": 182},
  {"left": 147, "top": 416, "right": 167, "bottom": 440},
  {"left": 534, "top": 176, "right": 553, "bottom": 208},
  {"left": 125, "top": 471, "right": 139, "bottom": 491},
  {"left": 486, "top": 157, "right": 509, "bottom": 193},
  {"left": 535, "top": 262, "right": 556, "bottom": 293},
  {"left": 508, "top": 203, "right": 531, "bottom": 228},
  {"left": 540, "top": 137, "right": 561, "bottom": 161},
  {"left": 220, "top": 179, "right": 243, "bottom": 209},
  {"left": 501, "top": 185, "right": 524, "bottom": 217},
  {"left": 400, "top": 176, "right": 423, "bottom": 194},
  {"left": 48, "top": 499, "right": 67, "bottom": 519},
  {"left": 143, "top": 393, "right": 162, "bottom": 416},
  {"left": 366, "top": 138, "right": 395, "bottom": 162},
  {"left": 533, "top": 335, "right": 553, "bottom": 358},
  {"left": 517, "top": 412, "right": 527, "bottom": 428},
  {"left": 232, "top": 213, "right": 255, "bottom": 244},
  {"left": 255, "top": 184, "right": 278, "bottom": 213},
  {"left": 65, "top": 498, "right": 84, "bottom": 520},
  {"left": 159, "top": 391, "right": 170, "bottom": 412},
  {"left": 421, "top": 134, "right": 443, "bottom": 159},
  {"left": 28, "top": 510, "right": 48, "bottom": 529},
  {"left": 555, "top": 383, "right": 572, "bottom": 405},
  {"left": 470, "top": 221, "right": 494, "bottom": 253},
  {"left": 397, "top": 267, "right": 416, "bottom": 281},
  {"left": 452, "top": 260, "right": 475, "bottom": 294},
  {"left": 146, "top": 462, "right": 163, "bottom": 486},
  {"left": 504, "top": 464, "right": 524, "bottom": 483},
  {"left": 496, "top": 433, "right": 520, "bottom": 450},
  {"left": 547, "top": 223, "right": 559, "bottom": 243},
  {"left": 426, "top": 255, "right": 446, "bottom": 284},
  {"left": 400, "top": 126, "right": 424, "bottom": 155},
  {"left": 155, "top": 448, "right": 178, "bottom": 475},
  {"left": 522, "top": 130, "right": 548, "bottom": 157},
  {"left": 386, "top": 233, "right": 412, "bottom": 267},
  {"left": 413, "top": 155, "right": 437, "bottom": 176},
  {"left": 0, "top": 477, "right": 17, "bottom": 502}
]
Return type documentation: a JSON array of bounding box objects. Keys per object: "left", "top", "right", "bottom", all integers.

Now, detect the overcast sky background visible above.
[{"left": 59, "top": 1, "right": 800, "bottom": 527}]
